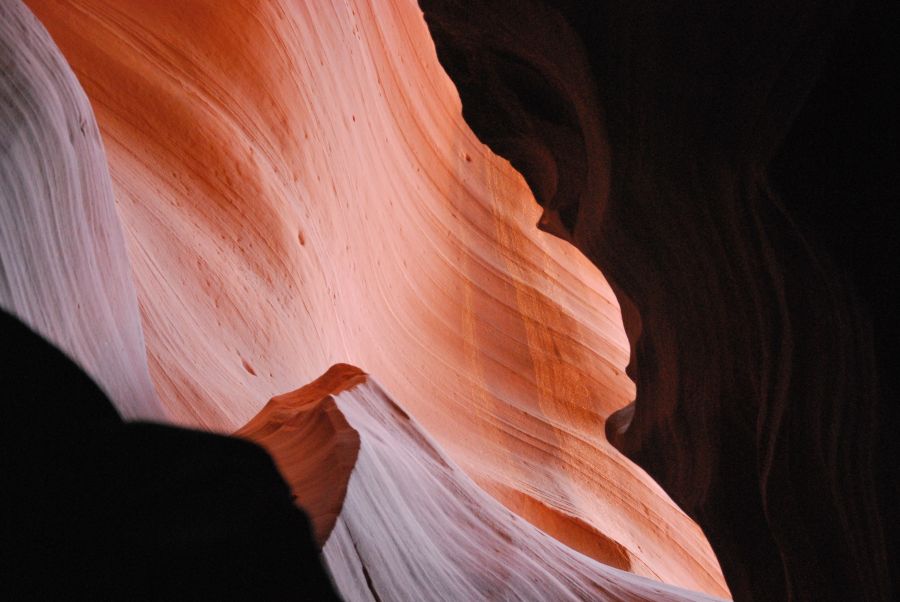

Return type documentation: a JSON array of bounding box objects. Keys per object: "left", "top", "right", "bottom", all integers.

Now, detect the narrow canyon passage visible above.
[{"left": 5, "top": 0, "right": 893, "bottom": 600}]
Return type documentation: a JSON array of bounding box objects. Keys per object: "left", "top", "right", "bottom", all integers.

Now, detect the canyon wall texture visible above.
[
  {"left": 23, "top": 0, "right": 729, "bottom": 597},
  {"left": 0, "top": 1, "right": 160, "bottom": 420},
  {"left": 14, "top": 0, "right": 892, "bottom": 599},
  {"left": 247, "top": 363, "right": 725, "bottom": 601},
  {"left": 2, "top": 5, "right": 336, "bottom": 597},
  {"left": 419, "top": 1, "right": 897, "bottom": 600}
]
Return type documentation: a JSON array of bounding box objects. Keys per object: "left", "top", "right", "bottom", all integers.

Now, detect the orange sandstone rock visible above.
[
  {"left": 419, "top": 1, "right": 896, "bottom": 600},
  {"left": 235, "top": 364, "right": 363, "bottom": 547},
  {"left": 26, "top": 0, "right": 728, "bottom": 596}
]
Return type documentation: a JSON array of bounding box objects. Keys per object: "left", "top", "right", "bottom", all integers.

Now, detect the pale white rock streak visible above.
[
  {"left": 0, "top": 1, "right": 161, "bottom": 420},
  {"left": 323, "top": 375, "right": 724, "bottom": 602}
]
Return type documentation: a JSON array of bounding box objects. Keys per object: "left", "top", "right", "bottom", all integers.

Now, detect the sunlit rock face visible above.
[
  {"left": 419, "top": 1, "right": 896, "bottom": 601},
  {"left": 23, "top": 0, "right": 731, "bottom": 596}
]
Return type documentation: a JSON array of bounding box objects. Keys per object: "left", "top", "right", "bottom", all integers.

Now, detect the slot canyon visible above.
[{"left": 1, "top": 1, "right": 896, "bottom": 600}]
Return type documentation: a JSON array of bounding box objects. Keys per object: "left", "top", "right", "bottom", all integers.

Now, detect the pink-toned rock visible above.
[
  {"left": 249, "top": 363, "right": 725, "bottom": 601},
  {"left": 418, "top": 1, "right": 896, "bottom": 599},
  {"left": 25, "top": 0, "right": 727, "bottom": 596}
]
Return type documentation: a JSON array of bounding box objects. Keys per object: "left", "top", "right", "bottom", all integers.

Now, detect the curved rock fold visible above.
[
  {"left": 24, "top": 0, "right": 727, "bottom": 596},
  {"left": 260, "top": 363, "right": 726, "bottom": 601}
]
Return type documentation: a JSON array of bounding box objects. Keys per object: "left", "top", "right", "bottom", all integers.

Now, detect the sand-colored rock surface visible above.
[
  {"left": 0, "top": 1, "right": 160, "bottom": 420},
  {"left": 23, "top": 0, "right": 728, "bottom": 596}
]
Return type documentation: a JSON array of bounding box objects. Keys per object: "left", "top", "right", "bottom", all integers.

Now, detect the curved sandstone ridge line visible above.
[
  {"left": 235, "top": 364, "right": 363, "bottom": 547},
  {"left": 0, "top": 1, "right": 160, "bottom": 420},
  {"left": 419, "top": 1, "right": 895, "bottom": 600},
  {"left": 310, "top": 364, "right": 724, "bottom": 602},
  {"left": 25, "top": 0, "right": 726, "bottom": 594}
]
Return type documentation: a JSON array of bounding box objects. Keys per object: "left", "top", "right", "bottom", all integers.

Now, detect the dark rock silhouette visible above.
[{"left": 1, "top": 308, "right": 340, "bottom": 600}]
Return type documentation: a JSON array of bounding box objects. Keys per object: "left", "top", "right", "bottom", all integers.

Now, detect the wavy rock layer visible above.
[
  {"left": 26, "top": 0, "right": 726, "bottom": 596},
  {"left": 419, "top": 1, "right": 896, "bottom": 600},
  {"left": 256, "top": 364, "right": 722, "bottom": 602},
  {"left": 0, "top": 1, "right": 160, "bottom": 420}
]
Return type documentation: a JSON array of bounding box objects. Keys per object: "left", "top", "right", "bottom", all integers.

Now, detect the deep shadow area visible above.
[{"left": 1, "top": 309, "right": 340, "bottom": 600}]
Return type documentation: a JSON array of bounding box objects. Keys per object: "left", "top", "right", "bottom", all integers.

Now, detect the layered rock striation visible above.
[
  {"left": 250, "top": 363, "right": 726, "bottom": 601},
  {"left": 420, "top": 1, "right": 897, "bottom": 600},
  {"left": 0, "top": 0, "right": 160, "bottom": 420},
  {"left": 24, "top": 0, "right": 729, "bottom": 596}
]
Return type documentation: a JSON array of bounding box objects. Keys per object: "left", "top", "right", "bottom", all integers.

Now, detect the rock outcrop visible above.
[
  {"left": 236, "top": 364, "right": 362, "bottom": 547},
  {"left": 15, "top": 0, "right": 889, "bottom": 599}
]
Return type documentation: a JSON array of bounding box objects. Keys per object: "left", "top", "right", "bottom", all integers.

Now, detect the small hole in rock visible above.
[{"left": 241, "top": 358, "right": 257, "bottom": 376}]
